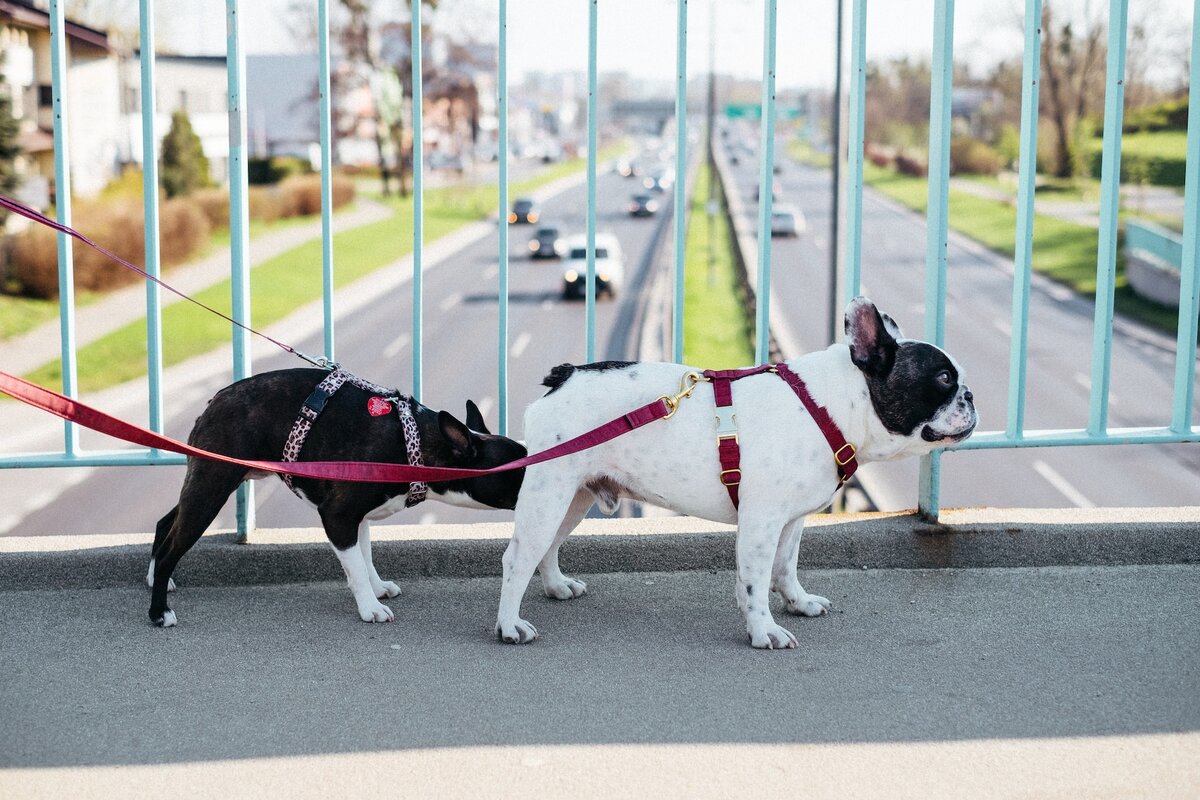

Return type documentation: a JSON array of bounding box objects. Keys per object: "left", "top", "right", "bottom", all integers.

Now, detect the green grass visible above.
[
  {"left": 682, "top": 163, "right": 755, "bottom": 368},
  {"left": 786, "top": 139, "right": 832, "bottom": 169},
  {"left": 862, "top": 163, "right": 1179, "bottom": 333},
  {"left": 23, "top": 147, "right": 624, "bottom": 392}
]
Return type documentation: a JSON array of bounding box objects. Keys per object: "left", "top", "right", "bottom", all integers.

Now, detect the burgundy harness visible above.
[{"left": 702, "top": 363, "right": 858, "bottom": 509}]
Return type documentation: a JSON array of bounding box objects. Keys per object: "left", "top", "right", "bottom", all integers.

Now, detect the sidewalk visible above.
[
  {"left": 949, "top": 174, "right": 1185, "bottom": 228},
  {"left": 1, "top": 510, "right": 1197, "bottom": 798}
]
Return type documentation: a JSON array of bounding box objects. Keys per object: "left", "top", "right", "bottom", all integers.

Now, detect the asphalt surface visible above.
[
  {"left": 718, "top": 128, "right": 1200, "bottom": 512},
  {"left": 2, "top": 561, "right": 1197, "bottom": 798}
]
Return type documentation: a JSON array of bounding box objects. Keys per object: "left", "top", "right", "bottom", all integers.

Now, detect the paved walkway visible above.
[{"left": 949, "top": 174, "right": 1185, "bottom": 228}]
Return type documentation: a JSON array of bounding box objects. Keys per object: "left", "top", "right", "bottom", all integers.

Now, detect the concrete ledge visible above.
[{"left": 1, "top": 508, "right": 1198, "bottom": 592}]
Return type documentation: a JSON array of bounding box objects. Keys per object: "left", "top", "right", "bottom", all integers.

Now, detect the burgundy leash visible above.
[{"left": 0, "top": 370, "right": 673, "bottom": 485}]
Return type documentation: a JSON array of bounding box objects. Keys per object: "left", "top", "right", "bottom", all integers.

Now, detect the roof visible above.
[{"left": 0, "top": 0, "right": 110, "bottom": 50}]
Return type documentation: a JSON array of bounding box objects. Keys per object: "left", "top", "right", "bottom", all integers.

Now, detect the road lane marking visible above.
[
  {"left": 510, "top": 331, "right": 533, "bottom": 359},
  {"left": 419, "top": 512, "right": 437, "bottom": 525},
  {"left": 383, "top": 333, "right": 411, "bottom": 358},
  {"left": 991, "top": 317, "right": 1011, "bottom": 336},
  {"left": 483, "top": 263, "right": 499, "bottom": 279},
  {"left": 541, "top": 298, "right": 555, "bottom": 310},
  {"left": 1032, "top": 460, "right": 1096, "bottom": 508},
  {"left": 474, "top": 396, "right": 495, "bottom": 424},
  {"left": 1073, "top": 372, "right": 1118, "bottom": 406},
  {"left": 440, "top": 292, "right": 463, "bottom": 312}
]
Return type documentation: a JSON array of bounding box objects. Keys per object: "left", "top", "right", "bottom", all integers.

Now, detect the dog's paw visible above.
[
  {"left": 357, "top": 600, "right": 395, "bottom": 623},
  {"left": 543, "top": 576, "right": 587, "bottom": 600},
  {"left": 150, "top": 608, "right": 178, "bottom": 628},
  {"left": 785, "top": 593, "right": 831, "bottom": 617},
  {"left": 374, "top": 581, "right": 402, "bottom": 599},
  {"left": 748, "top": 622, "right": 798, "bottom": 650},
  {"left": 495, "top": 618, "right": 538, "bottom": 644}
]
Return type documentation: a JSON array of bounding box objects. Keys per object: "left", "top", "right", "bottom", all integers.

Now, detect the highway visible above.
[
  {"left": 718, "top": 129, "right": 1200, "bottom": 511},
  {"left": 3, "top": 155, "right": 674, "bottom": 535}
]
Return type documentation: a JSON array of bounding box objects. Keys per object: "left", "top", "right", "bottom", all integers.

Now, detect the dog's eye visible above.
[{"left": 936, "top": 370, "right": 954, "bottom": 387}]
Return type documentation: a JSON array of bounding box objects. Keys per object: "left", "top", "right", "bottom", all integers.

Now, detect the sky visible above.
[{"left": 169, "top": 0, "right": 1189, "bottom": 92}]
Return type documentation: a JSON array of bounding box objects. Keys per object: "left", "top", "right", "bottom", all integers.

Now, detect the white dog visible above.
[{"left": 496, "top": 297, "right": 977, "bottom": 648}]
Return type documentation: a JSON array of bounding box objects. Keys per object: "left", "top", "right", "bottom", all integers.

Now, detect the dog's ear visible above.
[
  {"left": 844, "top": 296, "right": 898, "bottom": 377},
  {"left": 438, "top": 411, "right": 477, "bottom": 460},
  {"left": 464, "top": 399, "right": 490, "bottom": 434},
  {"left": 880, "top": 311, "right": 904, "bottom": 341}
]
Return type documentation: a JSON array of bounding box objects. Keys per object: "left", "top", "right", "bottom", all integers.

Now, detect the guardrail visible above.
[{"left": 2, "top": 0, "right": 1198, "bottom": 528}]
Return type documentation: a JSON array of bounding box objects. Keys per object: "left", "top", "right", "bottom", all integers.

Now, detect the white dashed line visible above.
[
  {"left": 991, "top": 317, "right": 1011, "bottom": 336},
  {"left": 482, "top": 263, "right": 499, "bottom": 279},
  {"left": 419, "top": 512, "right": 437, "bottom": 525},
  {"left": 510, "top": 331, "right": 533, "bottom": 358},
  {"left": 1032, "top": 460, "right": 1096, "bottom": 508},
  {"left": 541, "top": 298, "right": 555, "bottom": 310},
  {"left": 474, "top": 396, "right": 495, "bottom": 423},
  {"left": 439, "top": 292, "right": 463, "bottom": 312},
  {"left": 383, "top": 333, "right": 411, "bottom": 358}
]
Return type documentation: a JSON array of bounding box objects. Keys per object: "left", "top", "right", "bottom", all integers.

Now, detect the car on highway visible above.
[
  {"left": 770, "top": 205, "right": 806, "bottom": 238},
  {"left": 528, "top": 226, "right": 565, "bottom": 259},
  {"left": 754, "top": 181, "right": 782, "bottom": 202},
  {"left": 642, "top": 169, "right": 674, "bottom": 193},
  {"left": 627, "top": 194, "right": 659, "bottom": 217},
  {"left": 560, "top": 233, "right": 625, "bottom": 300},
  {"left": 508, "top": 198, "right": 540, "bottom": 224}
]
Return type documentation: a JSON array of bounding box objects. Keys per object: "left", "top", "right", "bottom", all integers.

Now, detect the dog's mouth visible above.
[{"left": 921, "top": 421, "right": 976, "bottom": 444}]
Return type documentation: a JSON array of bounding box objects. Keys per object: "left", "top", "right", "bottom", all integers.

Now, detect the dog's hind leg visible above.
[
  {"left": 770, "top": 518, "right": 831, "bottom": 617},
  {"left": 538, "top": 489, "right": 594, "bottom": 600},
  {"left": 149, "top": 461, "right": 245, "bottom": 627},
  {"left": 321, "top": 510, "right": 394, "bottom": 623},
  {"left": 496, "top": 472, "right": 579, "bottom": 643},
  {"left": 356, "top": 521, "right": 401, "bottom": 599},
  {"left": 147, "top": 506, "right": 178, "bottom": 593}
]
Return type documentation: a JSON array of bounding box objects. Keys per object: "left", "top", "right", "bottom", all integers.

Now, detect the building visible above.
[{"left": 0, "top": 0, "right": 120, "bottom": 204}]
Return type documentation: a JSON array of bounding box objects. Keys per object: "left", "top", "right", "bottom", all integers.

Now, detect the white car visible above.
[
  {"left": 770, "top": 205, "right": 807, "bottom": 238},
  {"left": 561, "top": 234, "right": 625, "bottom": 299}
]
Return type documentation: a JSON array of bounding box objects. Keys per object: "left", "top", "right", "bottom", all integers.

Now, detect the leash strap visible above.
[{"left": 0, "top": 370, "right": 671, "bottom": 485}]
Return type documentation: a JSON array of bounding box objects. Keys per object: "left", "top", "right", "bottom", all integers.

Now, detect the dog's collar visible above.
[
  {"left": 700, "top": 363, "right": 858, "bottom": 510},
  {"left": 280, "top": 367, "right": 428, "bottom": 507}
]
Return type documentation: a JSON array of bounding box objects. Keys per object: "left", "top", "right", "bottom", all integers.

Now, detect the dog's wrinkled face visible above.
[
  {"left": 428, "top": 401, "right": 526, "bottom": 510},
  {"left": 845, "top": 297, "right": 977, "bottom": 454}
]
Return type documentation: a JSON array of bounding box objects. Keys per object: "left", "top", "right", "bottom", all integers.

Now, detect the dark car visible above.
[
  {"left": 508, "top": 198, "right": 539, "bottom": 225},
  {"left": 628, "top": 194, "right": 659, "bottom": 217},
  {"left": 528, "top": 226, "right": 565, "bottom": 259}
]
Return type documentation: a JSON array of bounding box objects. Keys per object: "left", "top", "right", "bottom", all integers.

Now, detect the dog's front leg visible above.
[
  {"left": 322, "top": 511, "right": 394, "bottom": 623},
  {"left": 771, "top": 518, "right": 831, "bottom": 617},
  {"left": 736, "top": 506, "right": 798, "bottom": 649},
  {"left": 357, "top": 521, "right": 401, "bottom": 599}
]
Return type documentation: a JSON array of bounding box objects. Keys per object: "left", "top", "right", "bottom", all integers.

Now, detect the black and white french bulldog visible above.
[
  {"left": 495, "top": 298, "right": 977, "bottom": 649},
  {"left": 149, "top": 368, "right": 526, "bottom": 627}
]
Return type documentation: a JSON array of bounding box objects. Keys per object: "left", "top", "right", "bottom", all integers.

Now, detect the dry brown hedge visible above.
[{"left": 11, "top": 198, "right": 210, "bottom": 298}]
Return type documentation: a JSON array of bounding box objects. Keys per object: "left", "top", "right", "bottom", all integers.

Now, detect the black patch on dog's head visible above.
[
  {"left": 424, "top": 404, "right": 526, "bottom": 510},
  {"left": 542, "top": 360, "right": 638, "bottom": 395},
  {"left": 844, "top": 298, "right": 961, "bottom": 436},
  {"left": 464, "top": 399, "right": 489, "bottom": 434}
]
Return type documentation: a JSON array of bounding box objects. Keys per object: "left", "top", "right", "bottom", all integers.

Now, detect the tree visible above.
[{"left": 159, "top": 109, "right": 209, "bottom": 198}]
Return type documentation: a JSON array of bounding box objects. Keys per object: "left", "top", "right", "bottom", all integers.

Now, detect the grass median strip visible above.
[
  {"left": 22, "top": 150, "right": 622, "bottom": 393},
  {"left": 683, "top": 162, "right": 754, "bottom": 368}
]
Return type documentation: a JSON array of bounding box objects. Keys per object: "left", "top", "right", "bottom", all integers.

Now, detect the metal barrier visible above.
[{"left": 3, "top": 0, "right": 1198, "bottom": 528}]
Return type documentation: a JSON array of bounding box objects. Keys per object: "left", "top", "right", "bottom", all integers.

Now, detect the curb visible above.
[{"left": 2, "top": 509, "right": 1197, "bottom": 592}]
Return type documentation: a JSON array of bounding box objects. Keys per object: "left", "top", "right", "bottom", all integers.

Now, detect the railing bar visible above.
[
  {"left": 411, "top": 0, "right": 425, "bottom": 400},
  {"left": 1087, "top": 0, "right": 1129, "bottom": 436},
  {"left": 917, "top": 0, "right": 955, "bottom": 520},
  {"left": 48, "top": 0, "right": 78, "bottom": 457},
  {"left": 138, "top": 0, "right": 163, "bottom": 438},
  {"left": 843, "top": 0, "right": 867, "bottom": 308},
  {"left": 1171, "top": 0, "right": 1200, "bottom": 434},
  {"left": 498, "top": 0, "right": 510, "bottom": 435},
  {"left": 225, "top": 0, "right": 255, "bottom": 536},
  {"left": 1006, "top": 0, "right": 1043, "bottom": 440},
  {"left": 754, "top": 0, "right": 778, "bottom": 365},
  {"left": 585, "top": 0, "right": 598, "bottom": 363},
  {"left": 318, "top": 0, "right": 335, "bottom": 361},
  {"left": 955, "top": 427, "right": 1200, "bottom": 450},
  {"left": 671, "top": 0, "right": 688, "bottom": 364}
]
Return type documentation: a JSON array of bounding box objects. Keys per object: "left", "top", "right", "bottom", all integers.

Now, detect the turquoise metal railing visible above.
[
  {"left": 1126, "top": 220, "right": 1184, "bottom": 269},
  {"left": 4, "top": 0, "right": 1199, "bottom": 529}
]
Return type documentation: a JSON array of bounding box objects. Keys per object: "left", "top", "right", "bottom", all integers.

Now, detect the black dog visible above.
[{"left": 148, "top": 367, "right": 526, "bottom": 626}]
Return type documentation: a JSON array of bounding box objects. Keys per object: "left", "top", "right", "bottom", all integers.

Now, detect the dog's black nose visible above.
[{"left": 963, "top": 389, "right": 974, "bottom": 404}]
